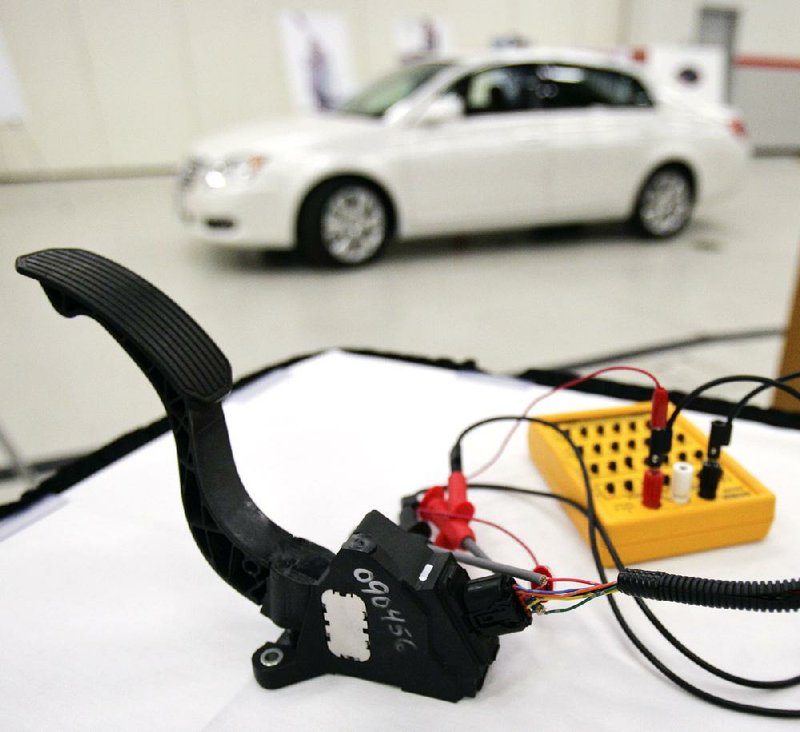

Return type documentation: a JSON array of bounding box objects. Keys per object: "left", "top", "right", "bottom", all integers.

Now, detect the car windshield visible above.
[{"left": 338, "top": 62, "right": 452, "bottom": 117}]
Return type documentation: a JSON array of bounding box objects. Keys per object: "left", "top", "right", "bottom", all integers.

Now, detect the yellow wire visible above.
[{"left": 526, "top": 588, "right": 618, "bottom": 610}]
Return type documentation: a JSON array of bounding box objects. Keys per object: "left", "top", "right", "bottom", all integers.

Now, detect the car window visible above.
[
  {"left": 448, "top": 64, "right": 652, "bottom": 115},
  {"left": 449, "top": 65, "right": 540, "bottom": 115},
  {"left": 339, "top": 62, "right": 452, "bottom": 117},
  {"left": 535, "top": 65, "right": 653, "bottom": 109}
]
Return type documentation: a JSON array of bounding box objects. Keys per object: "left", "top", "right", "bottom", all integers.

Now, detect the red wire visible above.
[
  {"left": 533, "top": 366, "right": 662, "bottom": 394},
  {"left": 467, "top": 365, "right": 662, "bottom": 480},
  {"left": 519, "top": 581, "right": 617, "bottom": 596},
  {"left": 550, "top": 576, "right": 606, "bottom": 585},
  {"left": 420, "top": 508, "right": 538, "bottom": 566},
  {"left": 470, "top": 515, "right": 538, "bottom": 567}
]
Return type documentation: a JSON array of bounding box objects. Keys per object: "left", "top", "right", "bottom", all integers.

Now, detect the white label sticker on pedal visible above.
[{"left": 321, "top": 589, "right": 370, "bottom": 662}]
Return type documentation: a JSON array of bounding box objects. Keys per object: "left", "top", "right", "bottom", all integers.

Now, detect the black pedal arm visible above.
[{"left": 16, "top": 249, "right": 332, "bottom": 623}]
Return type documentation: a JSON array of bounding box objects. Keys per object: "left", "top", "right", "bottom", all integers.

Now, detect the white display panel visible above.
[
  {"left": 0, "top": 28, "right": 26, "bottom": 123},
  {"left": 639, "top": 44, "right": 726, "bottom": 105},
  {"left": 279, "top": 10, "right": 356, "bottom": 113}
]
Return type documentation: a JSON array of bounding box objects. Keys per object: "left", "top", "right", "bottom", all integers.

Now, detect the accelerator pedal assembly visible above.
[{"left": 16, "top": 248, "right": 531, "bottom": 702}]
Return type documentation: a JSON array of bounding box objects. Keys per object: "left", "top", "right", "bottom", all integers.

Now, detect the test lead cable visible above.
[{"left": 442, "top": 410, "right": 800, "bottom": 714}]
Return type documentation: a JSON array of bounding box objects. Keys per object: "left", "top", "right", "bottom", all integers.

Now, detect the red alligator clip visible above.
[{"left": 419, "top": 471, "right": 476, "bottom": 550}]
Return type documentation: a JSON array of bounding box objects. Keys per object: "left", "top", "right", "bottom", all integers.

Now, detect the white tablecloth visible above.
[{"left": 2, "top": 351, "right": 798, "bottom": 730}]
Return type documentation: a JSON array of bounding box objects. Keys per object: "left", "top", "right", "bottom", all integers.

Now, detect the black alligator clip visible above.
[{"left": 16, "top": 249, "right": 530, "bottom": 702}]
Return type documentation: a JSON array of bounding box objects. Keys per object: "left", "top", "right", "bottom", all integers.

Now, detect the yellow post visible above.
[{"left": 775, "top": 256, "right": 800, "bottom": 412}]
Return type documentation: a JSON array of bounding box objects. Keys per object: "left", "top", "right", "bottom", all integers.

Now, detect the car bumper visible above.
[
  {"left": 697, "top": 138, "right": 752, "bottom": 205},
  {"left": 178, "top": 180, "right": 296, "bottom": 249}
]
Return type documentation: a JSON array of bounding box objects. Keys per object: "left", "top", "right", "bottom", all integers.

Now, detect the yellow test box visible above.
[{"left": 528, "top": 402, "right": 775, "bottom": 567}]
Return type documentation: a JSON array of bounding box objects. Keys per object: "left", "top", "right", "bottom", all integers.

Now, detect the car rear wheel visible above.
[
  {"left": 298, "top": 181, "right": 390, "bottom": 266},
  {"left": 634, "top": 167, "right": 694, "bottom": 238}
]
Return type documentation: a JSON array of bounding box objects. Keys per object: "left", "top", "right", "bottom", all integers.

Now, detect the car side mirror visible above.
[{"left": 418, "top": 93, "right": 464, "bottom": 126}]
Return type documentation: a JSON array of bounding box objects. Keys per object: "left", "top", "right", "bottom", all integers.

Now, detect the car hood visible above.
[{"left": 189, "top": 114, "right": 381, "bottom": 160}]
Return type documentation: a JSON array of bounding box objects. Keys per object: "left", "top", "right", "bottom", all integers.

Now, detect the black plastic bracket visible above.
[{"left": 251, "top": 511, "right": 504, "bottom": 701}]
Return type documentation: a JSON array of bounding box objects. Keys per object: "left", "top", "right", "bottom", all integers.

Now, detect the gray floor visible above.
[{"left": 1, "top": 157, "right": 799, "bottom": 498}]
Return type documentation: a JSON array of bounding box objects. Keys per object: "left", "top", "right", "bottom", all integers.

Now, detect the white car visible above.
[{"left": 178, "top": 49, "right": 750, "bottom": 266}]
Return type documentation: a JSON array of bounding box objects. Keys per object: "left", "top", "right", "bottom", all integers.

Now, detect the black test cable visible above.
[
  {"left": 547, "top": 327, "right": 786, "bottom": 372},
  {"left": 453, "top": 414, "right": 800, "bottom": 621},
  {"left": 449, "top": 414, "right": 800, "bottom": 717},
  {"left": 666, "top": 375, "right": 800, "bottom": 432},
  {"left": 458, "top": 416, "right": 800, "bottom": 714},
  {"left": 667, "top": 373, "right": 800, "bottom": 501},
  {"left": 600, "top": 371, "right": 800, "bottom": 685},
  {"left": 727, "top": 371, "right": 800, "bottom": 423}
]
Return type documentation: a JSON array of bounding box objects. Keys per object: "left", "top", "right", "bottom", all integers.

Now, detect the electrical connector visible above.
[
  {"left": 399, "top": 493, "right": 431, "bottom": 538},
  {"left": 670, "top": 461, "right": 693, "bottom": 504},
  {"left": 532, "top": 564, "right": 554, "bottom": 591},
  {"left": 463, "top": 574, "right": 532, "bottom": 636},
  {"left": 648, "top": 427, "right": 673, "bottom": 458},
  {"left": 640, "top": 387, "right": 671, "bottom": 508},
  {"left": 650, "top": 386, "right": 670, "bottom": 429},
  {"left": 696, "top": 420, "right": 730, "bottom": 500},
  {"left": 707, "top": 419, "right": 732, "bottom": 460},
  {"left": 698, "top": 460, "right": 722, "bottom": 500},
  {"left": 709, "top": 420, "right": 732, "bottom": 447},
  {"left": 642, "top": 467, "right": 664, "bottom": 509}
]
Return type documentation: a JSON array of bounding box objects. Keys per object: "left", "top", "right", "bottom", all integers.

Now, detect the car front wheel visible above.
[
  {"left": 298, "top": 181, "right": 390, "bottom": 266},
  {"left": 634, "top": 167, "right": 694, "bottom": 238}
]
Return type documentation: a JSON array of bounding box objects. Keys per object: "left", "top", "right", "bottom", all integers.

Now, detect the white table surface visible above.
[{"left": 2, "top": 350, "right": 799, "bottom": 730}]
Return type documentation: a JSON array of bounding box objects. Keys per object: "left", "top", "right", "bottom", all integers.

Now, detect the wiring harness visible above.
[
  {"left": 402, "top": 368, "right": 800, "bottom": 717},
  {"left": 617, "top": 569, "right": 800, "bottom": 612}
]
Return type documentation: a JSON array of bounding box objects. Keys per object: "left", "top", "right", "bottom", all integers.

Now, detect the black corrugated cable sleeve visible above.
[{"left": 618, "top": 569, "right": 800, "bottom": 612}]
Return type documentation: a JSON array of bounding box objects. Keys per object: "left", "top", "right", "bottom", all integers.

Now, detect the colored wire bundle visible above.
[
  {"left": 516, "top": 581, "right": 618, "bottom": 615},
  {"left": 418, "top": 503, "right": 618, "bottom": 603}
]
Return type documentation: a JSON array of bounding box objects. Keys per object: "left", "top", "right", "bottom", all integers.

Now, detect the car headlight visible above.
[{"left": 204, "top": 155, "right": 268, "bottom": 189}]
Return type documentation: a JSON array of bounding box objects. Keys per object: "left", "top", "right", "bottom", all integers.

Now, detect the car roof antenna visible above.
[{"left": 16, "top": 248, "right": 530, "bottom": 702}]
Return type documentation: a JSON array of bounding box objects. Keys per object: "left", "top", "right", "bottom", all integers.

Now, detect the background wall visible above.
[
  {"left": 0, "top": 0, "right": 623, "bottom": 178},
  {"left": 624, "top": 0, "right": 800, "bottom": 150},
  {"left": 623, "top": 0, "right": 800, "bottom": 53},
  {"left": 0, "top": 0, "right": 796, "bottom": 179}
]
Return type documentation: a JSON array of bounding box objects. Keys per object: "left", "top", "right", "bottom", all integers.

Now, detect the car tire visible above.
[
  {"left": 633, "top": 166, "right": 694, "bottom": 238},
  {"left": 297, "top": 180, "right": 391, "bottom": 267}
]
